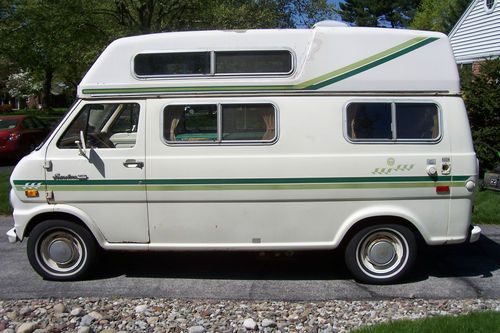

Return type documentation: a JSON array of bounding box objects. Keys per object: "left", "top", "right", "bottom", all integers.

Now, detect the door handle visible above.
[{"left": 123, "top": 159, "right": 144, "bottom": 168}]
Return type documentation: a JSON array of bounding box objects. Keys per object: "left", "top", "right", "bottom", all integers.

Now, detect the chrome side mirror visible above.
[{"left": 75, "top": 130, "right": 88, "bottom": 158}]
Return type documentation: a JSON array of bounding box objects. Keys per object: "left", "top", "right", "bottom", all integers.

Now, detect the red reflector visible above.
[{"left": 436, "top": 185, "right": 450, "bottom": 193}]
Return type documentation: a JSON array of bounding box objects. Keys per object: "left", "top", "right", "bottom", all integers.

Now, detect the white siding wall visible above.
[{"left": 449, "top": 0, "right": 500, "bottom": 64}]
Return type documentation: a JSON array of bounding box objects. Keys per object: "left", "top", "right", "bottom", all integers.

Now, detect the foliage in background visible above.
[
  {"left": 0, "top": 0, "right": 111, "bottom": 107},
  {"left": 339, "top": 0, "right": 421, "bottom": 27},
  {"left": 460, "top": 59, "right": 500, "bottom": 172},
  {"left": 5, "top": 70, "right": 41, "bottom": 98},
  {"left": 0, "top": 0, "right": 335, "bottom": 109},
  {"left": 410, "top": 0, "right": 470, "bottom": 33}
]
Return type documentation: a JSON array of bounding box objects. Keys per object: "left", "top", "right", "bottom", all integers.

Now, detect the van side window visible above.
[
  {"left": 134, "top": 50, "right": 293, "bottom": 77},
  {"left": 164, "top": 104, "right": 218, "bottom": 142},
  {"left": 57, "top": 103, "right": 140, "bottom": 149},
  {"left": 346, "top": 102, "right": 439, "bottom": 142},
  {"left": 134, "top": 52, "right": 211, "bottom": 76},
  {"left": 164, "top": 103, "right": 276, "bottom": 143},
  {"left": 395, "top": 103, "right": 439, "bottom": 139},
  {"left": 222, "top": 104, "right": 275, "bottom": 141},
  {"left": 215, "top": 51, "right": 292, "bottom": 74},
  {"left": 346, "top": 103, "right": 392, "bottom": 140}
]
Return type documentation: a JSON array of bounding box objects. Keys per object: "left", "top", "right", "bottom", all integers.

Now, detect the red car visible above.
[{"left": 0, "top": 115, "right": 50, "bottom": 162}]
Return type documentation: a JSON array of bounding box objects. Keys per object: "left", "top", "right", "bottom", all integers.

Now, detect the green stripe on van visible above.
[
  {"left": 303, "top": 37, "right": 438, "bottom": 90},
  {"left": 14, "top": 175, "right": 469, "bottom": 191},
  {"left": 81, "top": 37, "right": 439, "bottom": 95}
]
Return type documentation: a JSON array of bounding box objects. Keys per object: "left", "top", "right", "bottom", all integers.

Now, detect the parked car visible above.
[{"left": 0, "top": 115, "right": 50, "bottom": 162}]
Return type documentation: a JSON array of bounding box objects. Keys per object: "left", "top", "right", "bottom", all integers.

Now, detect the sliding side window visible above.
[
  {"left": 346, "top": 102, "right": 439, "bottom": 142},
  {"left": 164, "top": 103, "right": 276, "bottom": 143},
  {"left": 134, "top": 50, "right": 293, "bottom": 77},
  {"left": 215, "top": 51, "right": 292, "bottom": 74},
  {"left": 134, "top": 52, "right": 211, "bottom": 76}
]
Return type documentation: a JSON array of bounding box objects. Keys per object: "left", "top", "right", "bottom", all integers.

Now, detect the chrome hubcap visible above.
[
  {"left": 367, "top": 240, "right": 396, "bottom": 266},
  {"left": 48, "top": 239, "right": 76, "bottom": 264},
  {"left": 357, "top": 229, "right": 408, "bottom": 278},
  {"left": 37, "top": 229, "right": 84, "bottom": 274}
]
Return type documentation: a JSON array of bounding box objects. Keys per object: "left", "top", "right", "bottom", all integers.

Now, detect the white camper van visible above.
[{"left": 7, "top": 22, "right": 481, "bottom": 283}]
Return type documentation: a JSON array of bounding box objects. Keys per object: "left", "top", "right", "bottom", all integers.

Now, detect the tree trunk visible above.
[{"left": 41, "top": 68, "right": 53, "bottom": 109}]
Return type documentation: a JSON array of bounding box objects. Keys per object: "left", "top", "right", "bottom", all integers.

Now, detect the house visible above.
[{"left": 448, "top": 0, "right": 500, "bottom": 69}]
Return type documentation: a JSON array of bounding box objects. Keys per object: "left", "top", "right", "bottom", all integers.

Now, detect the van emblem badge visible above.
[
  {"left": 387, "top": 158, "right": 395, "bottom": 166},
  {"left": 53, "top": 174, "right": 89, "bottom": 180}
]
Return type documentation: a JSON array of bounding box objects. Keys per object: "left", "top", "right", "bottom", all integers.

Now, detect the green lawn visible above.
[
  {"left": 0, "top": 171, "right": 11, "bottom": 215},
  {"left": 473, "top": 189, "right": 500, "bottom": 225},
  {"left": 351, "top": 312, "right": 500, "bottom": 333}
]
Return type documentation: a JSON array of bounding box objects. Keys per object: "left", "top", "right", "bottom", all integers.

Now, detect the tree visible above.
[
  {"left": 0, "top": 0, "right": 335, "bottom": 109},
  {"left": 460, "top": 59, "right": 500, "bottom": 172},
  {"left": 100, "top": 0, "right": 335, "bottom": 35},
  {"left": 6, "top": 70, "right": 41, "bottom": 99},
  {"left": 410, "top": 0, "right": 470, "bottom": 33},
  {"left": 339, "top": 0, "right": 421, "bottom": 28},
  {"left": 0, "top": 0, "right": 111, "bottom": 108}
]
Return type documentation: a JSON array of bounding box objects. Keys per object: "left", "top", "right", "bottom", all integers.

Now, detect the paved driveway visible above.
[{"left": 0, "top": 216, "right": 499, "bottom": 300}]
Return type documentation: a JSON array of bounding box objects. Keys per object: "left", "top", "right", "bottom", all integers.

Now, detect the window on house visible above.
[
  {"left": 485, "top": 0, "right": 495, "bottom": 10},
  {"left": 164, "top": 103, "right": 276, "bottom": 143},
  {"left": 346, "top": 102, "right": 439, "bottom": 142}
]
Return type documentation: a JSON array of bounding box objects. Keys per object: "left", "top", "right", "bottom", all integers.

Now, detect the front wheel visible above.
[
  {"left": 345, "top": 224, "right": 417, "bottom": 284},
  {"left": 27, "top": 220, "right": 97, "bottom": 281}
]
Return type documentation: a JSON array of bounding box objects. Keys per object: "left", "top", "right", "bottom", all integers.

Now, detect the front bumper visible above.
[
  {"left": 6, "top": 227, "right": 18, "bottom": 243},
  {"left": 469, "top": 225, "right": 481, "bottom": 243}
]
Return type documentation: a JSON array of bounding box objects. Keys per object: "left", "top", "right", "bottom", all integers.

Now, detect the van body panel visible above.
[
  {"left": 9, "top": 189, "right": 54, "bottom": 240},
  {"left": 79, "top": 28, "right": 459, "bottom": 97},
  {"left": 144, "top": 96, "right": 460, "bottom": 246},
  {"left": 42, "top": 100, "right": 149, "bottom": 243}
]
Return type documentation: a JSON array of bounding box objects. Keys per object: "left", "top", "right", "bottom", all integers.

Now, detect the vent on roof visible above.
[{"left": 313, "top": 20, "right": 348, "bottom": 28}]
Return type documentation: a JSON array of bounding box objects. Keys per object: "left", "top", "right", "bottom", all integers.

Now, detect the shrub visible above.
[{"left": 460, "top": 59, "right": 500, "bottom": 173}]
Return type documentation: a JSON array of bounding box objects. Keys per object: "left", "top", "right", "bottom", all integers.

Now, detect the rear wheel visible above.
[
  {"left": 345, "top": 224, "right": 416, "bottom": 284},
  {"left": 27, "top": 220, "right": 97, "bottom": 280}
]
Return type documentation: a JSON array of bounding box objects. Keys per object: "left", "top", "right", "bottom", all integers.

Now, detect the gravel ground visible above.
[{"left": 0, "top": 298, "right": 499, "bottom": 333}]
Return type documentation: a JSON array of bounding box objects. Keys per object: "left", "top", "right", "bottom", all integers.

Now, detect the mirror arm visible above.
[{"left": 75, "top": 130, "right": 89, "bottom": 159}]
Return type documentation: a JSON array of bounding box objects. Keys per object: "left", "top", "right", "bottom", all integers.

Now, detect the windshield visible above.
[{"left": 0, "top": 119, "right": 19, "bottom": 130}]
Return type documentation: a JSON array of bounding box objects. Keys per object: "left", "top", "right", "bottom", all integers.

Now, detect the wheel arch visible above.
[
  {"left": 22, "top": 208, "right": 106, "bottom": 247},
  {"left": 338, "top": 215, "right": 426, "bottom": 250}
]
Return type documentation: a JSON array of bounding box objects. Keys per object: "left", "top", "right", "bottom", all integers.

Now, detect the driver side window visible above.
[{"left": 57, "top": 103, "right": 140, "bottom": 149}]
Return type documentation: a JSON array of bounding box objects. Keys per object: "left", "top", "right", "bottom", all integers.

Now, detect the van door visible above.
[{"left": 45, "top": 100, "right": 148, "bottom": 243}]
